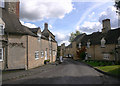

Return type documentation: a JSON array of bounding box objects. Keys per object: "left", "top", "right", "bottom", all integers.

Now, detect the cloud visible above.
[
  {"left": 20, "top": 0, "right": 74, "bottom": 22},
  {"left": 20, "top": 20, "right": 38, "bottom": 28},
  {"left": 99, "top": 6, "right": 118, "bottom": 28},
  {"left": 53, "top": 32, "right": 70, "bottom": 46},
  {"left": 76, "top": 21, "right": 102, "bottom": 34}
]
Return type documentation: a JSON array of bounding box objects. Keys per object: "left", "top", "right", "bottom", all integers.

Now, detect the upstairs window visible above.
[
  {"left": 37, "top": 33, "right": 41, "bottom": 42},
  {"left": 0, "top": 24, "right": 4, "bottom": 35},
  {"left": 78, "top": 43, "right": 81, "bottom": 49},
  {"left": 118, "top": 36, "right": 120, "bottom": 45},
  {"left": 0, "top": 48, "right": 3, "bottom": 61},
  {"left": 0, "top": 0, "right": 5, "bottom": 8},
  {"left": 35, "top": 51, "right": 39, "bottom": 60},
  {"left": 101, "top": 38, "right": 106, "bottom": 48},
  {"left": 87, "top": 42, "right": 90, "bottom": 48}
]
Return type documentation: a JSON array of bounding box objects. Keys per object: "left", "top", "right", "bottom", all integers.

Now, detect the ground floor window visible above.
[
  {"left": 41, "top": 51, "right": 44, "bottom": 58},
  {"left": 35, "top": 51, "right": 39, "bottom": 60},
  {"left": 0, "top": 48, "right": 3, "bottom": 61},
  {"left": 103, "top": 53, "right": 109, "bottom": 60}
]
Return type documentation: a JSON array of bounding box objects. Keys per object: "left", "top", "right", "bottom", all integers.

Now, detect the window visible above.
[
  {"left": 0, "top": 48, "right": 3, "bottom": 61},
  {"left": 53, "top": 50, "right": 56, "bottom": 56},
  {"left": 78, "top": 43, "right": 81, "bottom": 48},
  {"left": 35, "top": 51, "right": 39, "bottom": 60},
  {"left": 118, "top": 36, "right": 120, "bottom": 45},
  {"left": 0, "top": 0, "right": 5, "bottom": 8},
  {"left": 101, "top": 38, "right": 106, "bottom": 48},
  {"left": 37, "top": 33, "right": 41, "bottom": 42},
  {"left": 103, "top": 53, "right": 109, "bottom": 60},
  {"left": 41, "top": 51, "right": 44, "bottom": 58},
  {"left": 0, "top": 24, "right": 4, "bottom": 35},
  {"left": 87, "top": 42, "right": 90, "bottom": 48}
]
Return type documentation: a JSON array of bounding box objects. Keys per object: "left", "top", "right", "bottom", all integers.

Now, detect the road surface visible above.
[{"left": 3, "top": 58, "right": 120, "bottom": 84}]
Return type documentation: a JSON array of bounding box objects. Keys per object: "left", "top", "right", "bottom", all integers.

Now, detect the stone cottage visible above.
[
  {"left": 0, "top": 1, "right": 57, "bottom": 70},
  {"left": 64, "top": 19, "right": 120, "bottom": 62}
]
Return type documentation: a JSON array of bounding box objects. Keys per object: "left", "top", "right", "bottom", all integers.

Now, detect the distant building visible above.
[{"left": 0, "top": 1, "right": 57, "bottom": 70}]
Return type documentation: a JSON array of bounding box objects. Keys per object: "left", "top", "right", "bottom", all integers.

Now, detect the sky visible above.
[{"left": 19, "top": 0, "right": 118, "bottom": 46}]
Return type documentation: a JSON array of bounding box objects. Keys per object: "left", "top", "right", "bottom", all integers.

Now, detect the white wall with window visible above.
[
  {"left": 41, "top": 51, "right": 44, "bottom": 58},
  {"left": 0, "top": 24, "right": 4, "bottom": 35},
  {"left": 35, "top": 51, "right": 39, "bottom": 60},
  {"left": 0, "top": 48, "right": 3, "bottom": 61},
  {"left": 101, "top": 38, "right": 106, "bottom": 48}
]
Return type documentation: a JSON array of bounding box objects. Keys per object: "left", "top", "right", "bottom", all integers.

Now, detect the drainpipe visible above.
[
  {"left": 5, "top": 33, "right": 8, "bottom": 70},
  {"left": 93, "top": 45, "right": 95, "bottom": 60},
  {"left": 26, "top": 35, "right": 28, "bottom": 70}
]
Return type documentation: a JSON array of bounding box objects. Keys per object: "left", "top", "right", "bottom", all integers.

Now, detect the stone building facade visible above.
[
  {"left": 64, "top": 19, "right": 120, "bottom": 62},
  {"left": 0, "top": 1, "right": 57, "bottom": 70}
]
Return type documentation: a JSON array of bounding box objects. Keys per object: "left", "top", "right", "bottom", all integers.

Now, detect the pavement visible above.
[{"left": 2, "top": 58, "right": 120, "bottom": 84}]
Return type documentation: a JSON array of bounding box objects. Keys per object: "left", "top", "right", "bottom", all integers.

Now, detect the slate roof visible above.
[
  {"left": 2, "top": 10, "right": 37, "bottom": 37},
  {"left": 81, "top": 28, "right": 120, "bottom": 46}
]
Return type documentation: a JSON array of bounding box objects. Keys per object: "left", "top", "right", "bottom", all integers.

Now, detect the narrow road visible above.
[{"left": 3, "top": 58, "right": 120, "bottom": 84}]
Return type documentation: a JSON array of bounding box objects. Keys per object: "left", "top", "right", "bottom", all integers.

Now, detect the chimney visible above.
[
  {"left": 102, "top": 19, "right": 111, "bottom": 33},
  {"left": 44, "top": 23, "right": 48, "bottom": 30},
  {"left": 16, "top": 1, "right": 20, "bottom": 18},
  {"left": 5, "top": 0, "right": 20, "bottom": 18}
]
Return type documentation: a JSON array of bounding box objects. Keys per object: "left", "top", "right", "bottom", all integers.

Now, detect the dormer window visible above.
[
  {"left": 37, "top": 33, "right": 41, "bottom": 42},
  {"left": 87, "top": 42, "right": 90, "bottom": 48},
  {"left": 101, "top": 37, "right": 106, "bottom": 48},
  {"left": 78, "top": 43, "right": 81, "bottom": 49},
  {"left": 118, "top": 36, "right": 120, "bottom": 45},
  {"left": 0, "top": 0, "right": 5, "bottom": 8},
  {"left": 49, "top": 36, "right": 52, "bottom": 41},
  {"left": 0, "top": 24, "right": 4, "bottom": 35}
]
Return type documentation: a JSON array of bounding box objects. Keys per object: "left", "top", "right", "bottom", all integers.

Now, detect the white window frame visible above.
[
  {"left": 87, "top": 42, "right": 90, "bottom": 48},
  {"left": 53, "top": 50, "right": 56, "bottom": 56},
  {"left": 0, "top": 48, "right": 3, "bottom": 61},
  {"left": 103, "top": 53, "right": 109, "bottom": 60},
  {"left": 35, "top": 51, "right": 39, "bottom": 60},
  {"left": 79, "top": 43, "right": 81, "bottom": 49},
  {"left": 37, "top": 33, "right": 41, "bottom": 42},
  {"left": 0, "top": 0, "right": 5, "bottom": 8},
  {"left": 0, "top": 24, "right": 4, "bottom": 35},
  {"left": 41, "top": 51, "right": 44, "bottom": 58},
  {"left": 101, "top": 38, "right": 106, "bottom": 48}
]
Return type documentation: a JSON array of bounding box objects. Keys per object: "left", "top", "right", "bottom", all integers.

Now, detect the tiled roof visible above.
[
  {"left": 81, "top": 28, "right": 120, "bottom": 46},
  {"left": 2, "top": 10, "right": 37, "bottom": 37}
]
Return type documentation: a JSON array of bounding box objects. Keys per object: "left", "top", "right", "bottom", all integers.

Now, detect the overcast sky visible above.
[{"left": 19, "top": 0, "right": 118, "bottom": 46}]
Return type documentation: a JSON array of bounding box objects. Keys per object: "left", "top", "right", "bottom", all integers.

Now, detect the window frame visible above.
[
  {"left": 41, "top": 51, "right": 44, "bottom": 58},
  {"left": 0, "top": 48, "right": 3, "bottom": 61},
  {"left": 0, "top": 24, "right": 4, "bottom": 35},
  {"left": 0, "top": 0, "right": 5, "bottom": 8},
  {"left": 35, "top": 51, "right": 39, "bottom": 60},
  {"left": 37, "top": 33, "right": 41, "bottom": 42},
  {"left": 101, "top": 38, "right": 106, "bottom": 48}
]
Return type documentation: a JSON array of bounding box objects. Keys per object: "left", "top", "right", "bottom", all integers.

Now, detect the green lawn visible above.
[{"left": 96, "top": 65, "right": 120, "bottom": 76}]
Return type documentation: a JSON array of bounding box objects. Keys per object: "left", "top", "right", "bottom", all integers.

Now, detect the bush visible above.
[{"left": 44, "top": 59, "right": 50, "bottom": 64}]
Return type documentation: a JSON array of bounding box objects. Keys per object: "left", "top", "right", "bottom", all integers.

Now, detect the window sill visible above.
[{"left": 0, "top": 60, "right": 3, "bottom": 62}]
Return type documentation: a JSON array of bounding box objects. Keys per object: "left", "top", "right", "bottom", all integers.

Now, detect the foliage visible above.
[
  {"left": 76, "top": 47, "right": 86, "bottom": 60},
  {"left": 97, "top": 65, "right": 120, "bottom": 76},
  {"left": 83, "top": 60, "right": 114, "bottom": 67},
  {"left": 115, "top": 0, "right": 120, "bottom": 14},
  {"left": 44, "top": 59, "right": 50, "bottom": 64},
  {"left": 69, "top": 30, "right": 81, "bottom": 43}
]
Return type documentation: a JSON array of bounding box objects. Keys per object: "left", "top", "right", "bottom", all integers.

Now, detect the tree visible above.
[
  {"left": 69, "top": 30, "right": 81, "bottom": 43},
  {"left": 115, "top": 0, "right": 120, "bottom": 14}
]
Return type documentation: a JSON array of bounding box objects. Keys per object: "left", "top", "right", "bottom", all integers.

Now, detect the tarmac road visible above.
[{"left": 3, "top": 58, "right": 120, "bottom": 84}]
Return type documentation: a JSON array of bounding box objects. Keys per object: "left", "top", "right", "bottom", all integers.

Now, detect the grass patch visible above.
[
  {"left": 2, "top": 69, "right": 24, "bottom": 74},
  {"left": 97, "top": 65, "right": 120, "bottom": 76}
]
